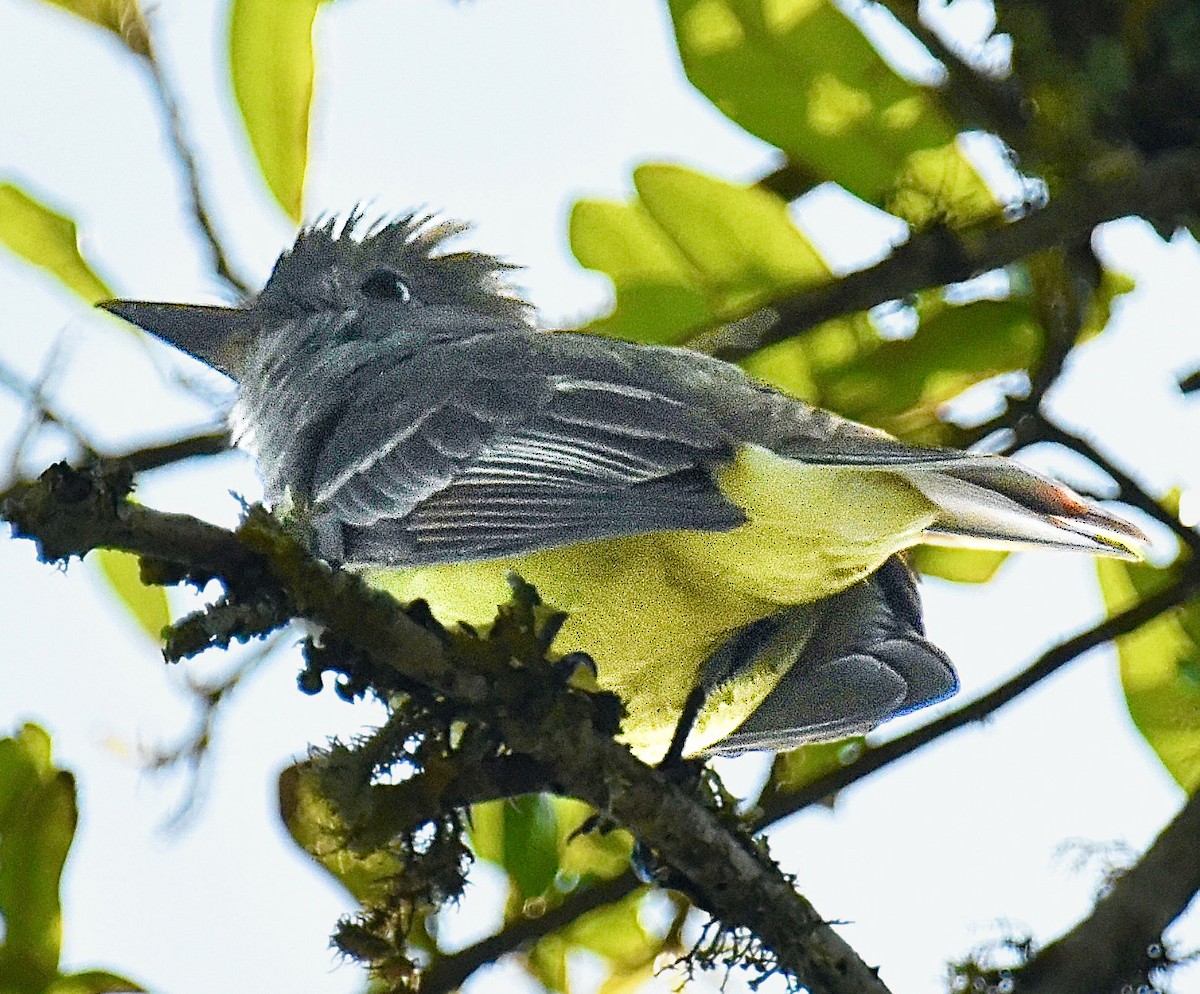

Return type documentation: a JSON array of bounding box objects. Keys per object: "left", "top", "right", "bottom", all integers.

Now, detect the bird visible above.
[{"left": 99, "top": 212, "right": 1148, "bottom": 763}]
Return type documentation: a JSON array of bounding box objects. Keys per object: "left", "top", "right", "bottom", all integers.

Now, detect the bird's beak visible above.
[{"left": 98, "top": 300, "right": 248, "bottom": 379}]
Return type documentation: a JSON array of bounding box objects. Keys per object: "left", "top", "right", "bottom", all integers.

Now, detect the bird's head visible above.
[{"left": 99, "top": 211, "right": 529, "bottom": 380}]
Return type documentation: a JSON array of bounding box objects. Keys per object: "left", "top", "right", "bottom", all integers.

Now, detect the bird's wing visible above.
[
  {"left": 702, "top": 556, "right": 958, "bottom": 755},
  {"left": 308, "top": 336, "right": 744, "bottom": 566}
]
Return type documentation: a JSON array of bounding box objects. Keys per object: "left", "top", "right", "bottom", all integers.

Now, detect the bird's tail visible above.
[{"left": 905, "top": 460, "right": 1149, "bottom": 560}]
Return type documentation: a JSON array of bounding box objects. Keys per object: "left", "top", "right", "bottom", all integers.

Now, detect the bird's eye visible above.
[{"left": 361, "top": 269, "right": 412, "bottom": 303}]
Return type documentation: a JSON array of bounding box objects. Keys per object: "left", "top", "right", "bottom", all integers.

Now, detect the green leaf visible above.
[
  {"left": 0, "top": 724, "right": 78, "bottom": 993},
  {"left": 765, "top": 736, "right": 865, "bottom": 800},
  {"left": 1077, "top": 268, "right": 1136, "bottom": 344},
  {"left": 554, "top": 799, "right": 633, "bottom": 883},
  {"left": 820, "top": 296, "right": 1043, "bottom": 432},
  {"left": 0, "top": 185, "right": 112, "bottom": 302},
  {"left": 471, "top": 796, "right": 563, "bottom": 904},
  {"left": 912, "top": 545, "right": 1010, "bottom": 584},
  {"left": 1097, "top": 557, "right": 1200, "bottom": 791},
  {"left": 526, "top": 934, "right": 569, "bottom": 994},
  {"left": 741, "top": 294, "right": 1043, "bottom": 444},
  {"left": 501, "top": 795, "right": 561, "bottom": 902},
  {"left": 667, "top": 0, "right": 995, "bottom": 215},
  {"left": 569, "top": 199, "right": 718, "bottom": 344},
  {"left": 37, "top": 0, "right": 150, "bottom": 57},
  {"left": 570, "top": 164, "right": 829, "bottom": 344},
  {"left": 92, "top": 550, "right": 170, "bottom": 645},
  {"left": 277, "top": 762, "right": 403, "bottom": 905},
  {"left": 565, "top": 888, "right": 657, "bottom": 968},
  {"left": 228, "top": 0, "right": 323, "bottom": 221},
  {"left": 46, "top": 970, "right": 148, "bottom": 994},
  {"left": 634, "top": 164, "right": 830, "bottom": 299}
]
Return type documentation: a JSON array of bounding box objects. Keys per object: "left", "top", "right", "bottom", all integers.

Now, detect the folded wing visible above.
[{"left": 309, "top": 336, "right": 745, "bottom": 566}]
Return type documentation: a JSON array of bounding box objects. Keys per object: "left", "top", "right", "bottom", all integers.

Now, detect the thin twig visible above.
[
  {"left": 141, "top": 20, "right": 251, "bottom": 297},
  {"left": 421, "top": 877, "right": 644, "bottom": 994},
  {"left": 149, "top": 628, "right": 291, "bottom": 828},
  {"left": 112, "top": 429, "right": 231, "bottom": 473},
  {"left": 0, "top": 352, "right": 97, "bottom": 478},
  {"left": 1032, "top": 414, "right": 1200, "bottom": 557}
]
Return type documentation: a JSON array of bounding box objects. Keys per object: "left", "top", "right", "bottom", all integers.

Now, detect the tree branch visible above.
[
  {"left": 0, "top": 461, "right": 892, "bottom": 994},
  {"left": 690, "top": 149, "right": 1200, "bottom": 361},
  {"left": 421, "top": 876, "right": 644, "bottom": 994},
  {"left": 1013, "top": 786, "right": 1200, "bottom": 993},
  {"left": 875, "top": 0, "right": 1031, "bottom": 154}
]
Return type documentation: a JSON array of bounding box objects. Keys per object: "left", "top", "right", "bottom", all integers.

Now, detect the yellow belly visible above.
[{"left": 366, "top": 445, "right": 937, "bottom": 760}]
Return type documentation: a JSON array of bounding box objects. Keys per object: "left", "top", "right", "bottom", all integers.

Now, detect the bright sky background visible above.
[{"left": 2, "top": 2, "right": 1200, "bottom": 993}]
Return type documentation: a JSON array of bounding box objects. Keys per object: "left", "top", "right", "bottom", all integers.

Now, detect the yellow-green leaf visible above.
[
  {"left": 766, "top": 736, "right": 865, "bottom": 800},
  {"left": 886, "top": 140, "right": 1001, "bottom": 229},
  {"left": 635, "top": 164, "right": 830, "bottom": 296},
  {"left": 1077, "top": 268, "right": 1136, "bottom": 344},
  {"left": 554, "top": 798, "right": 633, "bottom": 882},
  {"left": 38, "top": 0, "right": 150, "bottom": 57},
  {"left": 668, "top": 0, "right": 995, "bottom": 214},
  {"left": 46, "top": 971, "right": 148, "bottom": 994},
  {"left": 565, "top": 888, "right": 658, "bottom": 969},
  {"left": 912, "top": 545, "right": 1010, "bottom": 584},
  {"left": 597, "top": 960, "right": 659, "bottom": 994},
  {"left": 466, "top": 795, "right": 505, "bottom": 866},
  {"left": 570, "top": 164, "right": 829, "bottom": 344},
  {"left": 1097, "top": 558, "right": 1200, "bottom": 791},
  {"left": 278, "top": 762, "right": 403, "bottom": 904},
  {"left": 0, "top": 185, "right": 112, "bottom": 302},
  {"left": 527, "top": 934, "right": 569, "bottom": 994},
  {"left": 0, "top": 725, "right": 78, "bottom": 991},
  {"left": 92, "top": 550, "right": 170, "bottom": 645},
  {"left": 229, "top": 0, "right": 323, "bottom": 221}
]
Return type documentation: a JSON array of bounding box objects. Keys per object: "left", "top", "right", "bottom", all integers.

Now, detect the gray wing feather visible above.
[
  {"left": 308, "top": 335, "right": 744, "bottom": 566},
  {"left": 703, "top": 556, "right": 958, "bottom": 755}
]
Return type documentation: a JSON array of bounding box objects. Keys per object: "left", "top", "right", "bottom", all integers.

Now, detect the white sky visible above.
[{"left": 2, "top": 2, "right": 1200, "bottom": 993}]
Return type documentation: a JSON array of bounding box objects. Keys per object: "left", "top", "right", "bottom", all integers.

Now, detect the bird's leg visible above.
[{"left": 658, "top": 683, "right": 706, "bottom": 772}]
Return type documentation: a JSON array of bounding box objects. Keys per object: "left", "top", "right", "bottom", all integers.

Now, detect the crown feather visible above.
[{"left": 254, "top": 210, "right": 530, "bottom": 322}]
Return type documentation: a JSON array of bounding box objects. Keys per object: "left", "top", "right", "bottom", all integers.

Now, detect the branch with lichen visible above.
[{"left": 0, "top": 459, "right": 893, "bottom": 994}]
